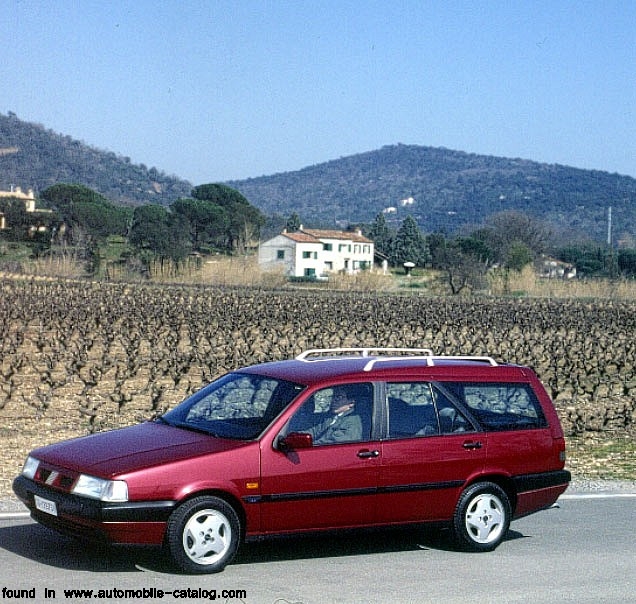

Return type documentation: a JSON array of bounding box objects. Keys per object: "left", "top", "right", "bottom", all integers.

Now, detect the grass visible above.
[
  {"left": 566, "top": 435, "right": 636, "bottom": 480},
  {"left": 489, "top": 265, "right": 636, "bottom": 300},
  {"left": 5, "top": 244, "right": 636, "bottom": 300}
]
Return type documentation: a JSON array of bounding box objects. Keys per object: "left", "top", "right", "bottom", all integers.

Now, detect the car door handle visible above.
[
  {"left": 462, "top": 441, "right": 483, "bottom": 450},
  {"left": 357, "top": 449, "right": 380, "bottom": 458}
]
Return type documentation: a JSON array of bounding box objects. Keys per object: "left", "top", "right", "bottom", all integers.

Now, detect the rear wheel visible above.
[
  {"left": 452, "top": 482, "right": 511, "bottom": 552},
  {"left": 166, "top": 496, "right": 240, "bottom": 573}
]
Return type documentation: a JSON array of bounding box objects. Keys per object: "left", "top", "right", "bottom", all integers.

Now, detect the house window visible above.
[
  {"left": 323, "top": 243, "right": 333, "bottom": 251},
  {"left": 304, "top": 268, "right": 316, "bottom": 277},
  {"left": 354, "top": 244, "right": 360, "bottom": 254},
  {"left": 302, "top": 251, "right": 317, "bottom": 259},
  {"left": 277, "top": 250, "right": 285, "bottom": 260}
]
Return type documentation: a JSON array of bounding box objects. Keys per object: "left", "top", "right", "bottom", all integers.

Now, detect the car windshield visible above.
[{"left": 160, "top": 372, "right": 305, "bottom": 439}]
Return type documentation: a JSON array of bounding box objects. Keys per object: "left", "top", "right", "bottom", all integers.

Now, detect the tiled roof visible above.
[
  {"left": 300, "top": 228, "right": 372, "bottom": 243},
  {"left": 283, "top": 231, "right": 322, "bottom": 243}
]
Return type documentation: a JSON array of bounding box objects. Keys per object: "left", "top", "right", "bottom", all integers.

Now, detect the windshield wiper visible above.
[{"left": 169, "top": 420, "right": 223, "bottom": 438}]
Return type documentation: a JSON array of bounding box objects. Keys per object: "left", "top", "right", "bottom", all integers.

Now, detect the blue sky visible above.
[{"left": 2, "top": 1, "right": 635, "bottom": 183}]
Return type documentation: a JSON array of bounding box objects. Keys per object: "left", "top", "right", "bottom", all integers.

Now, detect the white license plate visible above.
[{"left": 34, "top": 495, "right": 58, "bottom": 516}]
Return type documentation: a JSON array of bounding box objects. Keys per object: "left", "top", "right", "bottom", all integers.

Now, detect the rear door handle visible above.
[
  {"left": 462, "top": 441, "right": 483, "bottom": 450},
  {"left": 357, "top": 449, "right": 380, "bottom": 459}
]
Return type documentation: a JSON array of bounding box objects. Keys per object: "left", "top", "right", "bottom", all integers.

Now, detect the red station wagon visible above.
[{"left": 14, "top": 348, "right": 571, "bottom": 573}]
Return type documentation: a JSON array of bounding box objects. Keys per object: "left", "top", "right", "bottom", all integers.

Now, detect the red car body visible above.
[{"left": 14, "top": 350, "right": 571, "bottom": 572}]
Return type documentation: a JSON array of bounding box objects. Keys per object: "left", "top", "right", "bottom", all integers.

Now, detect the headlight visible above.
[
  {"left": 22, "top": 456, "right": 40, "bottom": 479},
  {"left": 72, "top": 475, "right": 128, "bottom": 502}
]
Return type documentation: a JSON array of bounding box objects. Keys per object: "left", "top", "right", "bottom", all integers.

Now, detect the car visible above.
[{"left": 14, "top": 347, "right": 571, "bottom": 573}]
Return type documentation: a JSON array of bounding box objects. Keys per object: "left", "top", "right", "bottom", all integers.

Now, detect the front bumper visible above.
[{"left": 13, "top": 475, "right": 175, "bottom": 545}]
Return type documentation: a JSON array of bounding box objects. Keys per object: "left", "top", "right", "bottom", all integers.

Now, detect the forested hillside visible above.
[
  {"left": 229, "top": 144, "right": 636, "bottom": 241},
  {"left": 2, "top": 112, "right": 635, "bottom": 242},
  {"left": 0, "top": 112, "right": 191, "bottom": 206}
]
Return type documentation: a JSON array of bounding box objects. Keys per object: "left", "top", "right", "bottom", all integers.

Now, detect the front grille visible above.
[{"left": 34, "top": 464, "right": 78, "bottom": 492}]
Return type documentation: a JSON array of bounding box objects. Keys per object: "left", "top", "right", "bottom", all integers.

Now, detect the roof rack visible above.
[
  {"left": 295, "top": 348, "right": 498, "bottom": 371},
  {"left": 296, "top": 347, "right": 434, "bottom": 360}
]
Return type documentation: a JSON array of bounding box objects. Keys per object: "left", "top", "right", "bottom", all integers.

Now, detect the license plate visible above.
[{"left": 34, "top": 495, "right": 58, "bottom": 516}]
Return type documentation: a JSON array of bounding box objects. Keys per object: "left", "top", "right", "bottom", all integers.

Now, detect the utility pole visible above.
[{"left": 606, "top": 206, "right": 617, "bottom": 278}]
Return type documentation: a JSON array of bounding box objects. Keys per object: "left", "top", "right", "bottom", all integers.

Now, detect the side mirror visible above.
[{"left": 278, "top": 432, "right": 313, "bottom": 451}]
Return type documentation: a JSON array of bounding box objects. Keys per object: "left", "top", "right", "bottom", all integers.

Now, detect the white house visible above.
[
  {"left": 0, "top": 186, "right": 52, "bottom": 230},
  {"left": 258, "top": 227, "right": 374, "bottom": 279}
]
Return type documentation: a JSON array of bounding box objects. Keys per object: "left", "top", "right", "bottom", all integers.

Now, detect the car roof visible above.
[{"left": 237, "top": 348, "right": 530, "bottom": 387}]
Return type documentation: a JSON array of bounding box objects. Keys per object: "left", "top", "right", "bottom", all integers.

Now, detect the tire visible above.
[
  {"left": 452, "top": 482, "right": 511, "bottom": 552},
  {"left": 166, "top": 496, "right": 240, "bottom": 573}
]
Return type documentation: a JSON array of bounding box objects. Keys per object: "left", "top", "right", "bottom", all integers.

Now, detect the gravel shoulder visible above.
[{"left": 566, "top": 478, "right": 636, "bottom": 494}]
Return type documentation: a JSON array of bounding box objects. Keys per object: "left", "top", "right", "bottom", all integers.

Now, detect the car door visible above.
[
  {"left": 259, "top": 382, "right": 381, "bottom": 533},
  {"left": 448, "top": 381, "right": 556, "bottom": 476},
  {"left": 376, "top": 381, "right": 488, "bottom": 524}
]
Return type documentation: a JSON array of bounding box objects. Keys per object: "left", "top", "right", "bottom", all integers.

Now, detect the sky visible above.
[{"left": 2, "top": 1, "right": 635, "bottom": 184}]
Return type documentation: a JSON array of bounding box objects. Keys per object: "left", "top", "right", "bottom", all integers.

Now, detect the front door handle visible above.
[
  {"left": 357, "top": 449, "right": 380, "bottom": 459},
  {"left": 462, "top": 441, "right": 483, "bottom": 450}
]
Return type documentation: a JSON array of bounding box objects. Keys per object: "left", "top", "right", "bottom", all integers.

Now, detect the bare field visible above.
[{"left": 1, "top": 277, "right": 635, "bottom": 499}]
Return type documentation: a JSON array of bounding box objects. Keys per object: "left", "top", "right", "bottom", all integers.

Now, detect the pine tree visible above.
[
  {"left": 391, "top": 215, "right": 430, "bottom": 267},
  {"left": 368, "top": 212, "right": 394, "bottom": 259}
]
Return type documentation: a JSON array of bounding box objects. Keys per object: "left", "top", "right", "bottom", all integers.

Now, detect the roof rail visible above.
[
  {"left": 295, "top": 348, "right": 498, "bottom": 371},
  {"left": 296, "top": 347, "right": 434, "bottom": 361}
]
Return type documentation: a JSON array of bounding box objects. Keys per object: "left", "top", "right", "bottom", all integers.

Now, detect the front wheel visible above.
[
  {"left": 452, "top": 482, "right": 511, "bottom": 552},
  {"left": 166, "top": 496, "right": 240, "bottom": 573}
]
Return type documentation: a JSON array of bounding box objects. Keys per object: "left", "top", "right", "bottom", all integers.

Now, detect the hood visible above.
[{"left": 31, "top": 421, "right": 247, "bottom": 478}]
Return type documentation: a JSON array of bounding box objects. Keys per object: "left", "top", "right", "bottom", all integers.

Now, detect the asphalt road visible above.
[{"left": 0, "top": 494, "right": 634, "bottom": 604}]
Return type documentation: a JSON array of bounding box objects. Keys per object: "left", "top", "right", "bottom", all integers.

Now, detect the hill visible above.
[
  {"left": 228, "top": 144, "right": 636, "bottom": 241},
  {"left": 2, "top": 112, "right": 635, "bottom": 241},
  {"left": 0, "top": 112, "right": 191, "bottom": 207}
]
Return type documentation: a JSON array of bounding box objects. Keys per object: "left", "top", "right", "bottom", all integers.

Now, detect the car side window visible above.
[
  {"left": 443, "top": 382, "right": 548, "bottom": 431},
  {"left": 387, "top": 382, "right": 438, "bottom": 438},
  {"left": 387, "top": 382, "right": 475, "bottom": 438},
  {"left": 430, "top": 386, "right": 475, "bottom": 434},
  {"left": 286, "top": 383, "right": 373, "bottom": 445}
]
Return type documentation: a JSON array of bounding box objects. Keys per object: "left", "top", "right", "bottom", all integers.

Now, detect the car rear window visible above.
[{"left": 442, "top": 382, "right": 548, "bottom": 431}]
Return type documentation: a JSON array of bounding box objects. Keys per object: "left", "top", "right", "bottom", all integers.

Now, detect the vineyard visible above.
[{"left": 1, "top": 277, "right": 635, "bottom": 497}]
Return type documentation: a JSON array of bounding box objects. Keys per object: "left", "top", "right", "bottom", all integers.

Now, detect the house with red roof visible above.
[{"left": 258, "top": 227, "right": 374, "bottom": 279}]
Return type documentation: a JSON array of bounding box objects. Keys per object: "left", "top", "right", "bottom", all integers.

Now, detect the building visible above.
[
  {"left": 0, "top": 187, "right": 52, "bottom": 231},
  {"left": 258, "top": 227, "right": 374, "bottom": 279},
  {"left": 538, "top": 257, "right": 577, "bottom": 279},
  {"left": 0, "top": 186, "right": 36, "bottom": 203}
]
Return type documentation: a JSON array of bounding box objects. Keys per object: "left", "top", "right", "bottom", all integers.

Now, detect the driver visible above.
[{"left": 306, "top": 387, "right": 362, "bottom": 444}]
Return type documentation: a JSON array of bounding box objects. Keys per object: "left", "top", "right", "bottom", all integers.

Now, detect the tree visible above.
[
  {"left": 41, "top": 184, "right": 131, "bottom": 243},
  {"left": 618, "top": 248, "right": 636, "bottom": 277},
  {"left": 433, "top": 238, "right": 488, "bottom": 295},
  {"left": 506, "top": 241, "right": 534, "bottom": 272},
  {"left": 429, "top": 233, "right": 490, "bottom": 294},
  {"left": 474, "top": 211, "right": 549, "bottom": 268},
  {"left": 368, "top": 212, "right": 394, "bottom": 259},
  {"left": 191, "top": 184, "right": 265, "bottom": 252},
  {"left": 391, "top": 216, "right": 430, "bottom": 267},
  {"left": 129, "top": 204, "right": 191, "bottom": 263},
  {"left": 557, "top": 243, "right": 605, "bottom": 276},
  {"left": 285, "top": 213, "right": 301, "bottom": 232},
  {"left": 128, "top": 205, "right": 171, "bottom": 255},
  {"left": 171, "top": 197, "right": 227, "bottom": 252}
]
